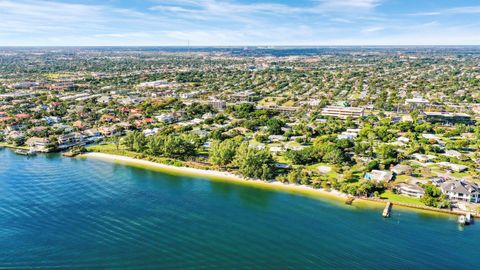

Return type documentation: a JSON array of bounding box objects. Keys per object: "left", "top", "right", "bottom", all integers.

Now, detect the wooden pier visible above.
[{"left": 383, "top": 202, "right": 392, "bottom": 218}]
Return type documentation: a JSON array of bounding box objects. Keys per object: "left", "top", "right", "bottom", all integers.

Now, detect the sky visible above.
[{"left": 1, "top": 0, "right": 480, "bottom": 46}]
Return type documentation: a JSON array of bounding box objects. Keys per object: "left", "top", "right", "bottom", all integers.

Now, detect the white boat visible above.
[
  {"left": 458, "top": 215, "right": 466, "bottom": 225},
  {"left": 14, "top": 148, "right": 36, "bottom": 156},
  {"left": 458, "top": 214, "right": 472, "bottom": 226},
  {"left": 465, "top": 213, "right": 472, "bottom": 225}
]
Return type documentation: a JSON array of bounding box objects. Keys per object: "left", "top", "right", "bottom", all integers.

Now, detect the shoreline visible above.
[
  {"left": 80, "top": 152, "right": 352, "bottom": 204},
  {"left": 80, "top": 152, "right": 475, "bottom": 218}
]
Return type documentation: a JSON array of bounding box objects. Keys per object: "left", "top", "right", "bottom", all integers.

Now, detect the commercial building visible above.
[
  {"left": 423, "top": 112, "right": 472, "bottom": 125},
  {"left": 320, "top": 106, "right": 364, "bottom": 119}
]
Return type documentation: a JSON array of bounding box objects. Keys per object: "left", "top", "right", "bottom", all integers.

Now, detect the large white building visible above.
[
  {"left": 320, "top": 106, "right": 364, "bottom": 119},
  {"left": 441, "top": 180, "right": 480, "bottom": 203}
]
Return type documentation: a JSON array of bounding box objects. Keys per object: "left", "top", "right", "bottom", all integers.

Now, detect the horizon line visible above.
[{"left": 1, "top": 45, "right": 480, "bottom": 48}]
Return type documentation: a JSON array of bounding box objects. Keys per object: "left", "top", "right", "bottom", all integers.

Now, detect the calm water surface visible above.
[{"left": 0, "top": 149, "right": 478, "bottom": 269}]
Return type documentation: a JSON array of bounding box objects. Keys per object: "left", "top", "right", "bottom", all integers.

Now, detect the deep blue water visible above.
[{"left": 0, "top": 149, "right": 478, "bottom": 269}]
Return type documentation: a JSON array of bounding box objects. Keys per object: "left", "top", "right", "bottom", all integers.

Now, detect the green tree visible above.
[
  {"left": 234, "top": 142, "right": 275, "bottom": 180},
  {"left": 209, "top": 139, "right": 240, "bottom": 166}
]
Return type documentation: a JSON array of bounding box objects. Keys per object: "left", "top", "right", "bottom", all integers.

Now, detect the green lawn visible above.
[
  {"left": 306, "top": 162, "right": 340, "bottom": 179},
  {"left": 0, "top": 142, "right": 29, "bottom": 149},
  {"left": 380, "top": 191, "right": 424, "bottom": 206}
]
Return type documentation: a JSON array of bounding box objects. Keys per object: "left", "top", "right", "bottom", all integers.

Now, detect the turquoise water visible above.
[{"left": 0, "top": 149, "right": 478, "bottom": 269}]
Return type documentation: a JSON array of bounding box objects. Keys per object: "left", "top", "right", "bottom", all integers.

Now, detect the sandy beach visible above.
[
  {"left": 81, "top": 152, "right": 351, "bottom": 203},
  {"left": 81, "top": 152, "right": 475, "bottom": 217}
]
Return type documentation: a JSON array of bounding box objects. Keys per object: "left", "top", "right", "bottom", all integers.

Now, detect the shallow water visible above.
[{"left": 0, "top": 149, "right": 478, "bottom": 269}]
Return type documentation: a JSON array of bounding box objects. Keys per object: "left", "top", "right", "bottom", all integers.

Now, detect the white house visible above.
[
  {"left": 364, "top": 170, "right": 393, "bottom": 182},
  {"left": 395, "top": 183, "right": 425, "bottom": 198},
  {"left": 440, "top": 180, "right": 480, "bottom": 203}
]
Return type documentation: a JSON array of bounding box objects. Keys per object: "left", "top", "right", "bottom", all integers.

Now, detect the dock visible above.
[
  {"left": 383, "top": 202, "right": 392, "bottom": 218},
  {"left": 14, "top": 148, "right": 36, "bottom": 156}
]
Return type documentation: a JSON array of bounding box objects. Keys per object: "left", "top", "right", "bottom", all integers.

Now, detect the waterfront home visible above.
[
  {"left": 58, "top": 132, "right": 84, "bottom": 149},
  {"left": 391, "top": 164, "right": 412, "bottom": 176},
  {"left": 364, "top": 170, "right": 393, "bottom": 182},
  {"left": 26, "top": 137, "right": 51, "bottom": 152},
  {"left": 6, "top": 131, "right": 24, "bottom": 141},
  {"left": 440, "top": 180, "right": 480, "bottom": 203},
  {"left": 395, "top": 183, "right": 425, "bottom": 198}
]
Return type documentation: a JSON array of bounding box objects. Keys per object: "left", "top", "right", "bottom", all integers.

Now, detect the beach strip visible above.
[
  {"left": 81, "top": 152, "right": 468, "bottom": 218},
  {"left": 81, "top": 152, "right": 351, "bottom": 204}
]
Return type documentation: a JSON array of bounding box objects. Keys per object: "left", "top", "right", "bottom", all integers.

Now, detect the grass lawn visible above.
[
  {"left": 380, "top": 191, "right": 424, "bottom": 206},
  {"left": 0, "top": 142, "right": 29, "bottom": 149},
  {"left": 274, "top": 154, "right": 289, "bottom": 164},
  {"left": 281, "top": 100, "right": 295, "bottom": 107},
  {"left": 451, "top": 171, "right": 472, "bottom": 178},
  {"left": 394, "top": 175, "right": 411, "bottom": 183},
  {"left": 306, "top": 162, "right": 340, "bottom": 179}
]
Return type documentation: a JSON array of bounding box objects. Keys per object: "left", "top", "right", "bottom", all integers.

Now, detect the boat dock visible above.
[
  {"left": 383, "top": 202, "right": 392, "bottom": 218},
  {"left": 14, "top": 148, "right": 36, "bottom": 156}
]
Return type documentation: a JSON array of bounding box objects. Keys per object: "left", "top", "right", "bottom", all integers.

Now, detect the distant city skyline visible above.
[{"left": 1, "top": 0, "right": 480, "bottom": 46}]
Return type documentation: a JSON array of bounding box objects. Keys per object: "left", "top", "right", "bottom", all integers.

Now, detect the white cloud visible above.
[
  {"left": 0, "top": 0, "right": 478, "bottom": 46},
  {"left": 361, "top": 26, "right": 385, "bottom": 33},
  {"left": 316, "top": 0, "right": 382, "bottom": 10},
  {"left": 411, "top": 5, "right": 480, "bottom": 16}
]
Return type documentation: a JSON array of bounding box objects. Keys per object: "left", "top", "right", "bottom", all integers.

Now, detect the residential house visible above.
[
  {"left": 443, "top": 150, "right": 462, "bottom": 159},
  {"left": 391, "top": 164, "right": 412, "bottom": 176},
  {"left": 26, "top": 137, "right": 51, "bottom": 152},
  {"left": 364, "top": 170, "right": 393, "bottom": 182},
  {"left": 437, "top": 162, "right": 468, "bottom": 172},
  {"left": 395, "top": 183, "right": 425, "bottom": 198},
  {"left": 58, "top": 132, "right": 84, "bottom": 149},
  {"left": 440, "top": 180, "right": 480, "bottom": 203}
]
